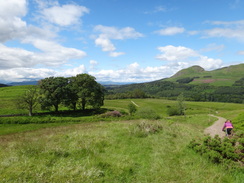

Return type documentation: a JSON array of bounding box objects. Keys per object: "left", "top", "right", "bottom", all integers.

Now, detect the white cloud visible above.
[
  {"left": 109, "top": 52, "right": 125, "bottom": 57},
  {"left": 95, "top": 35, "right": 116, "bottom": 52},
  {"left": 0, "top": 0, "right": 27, "bottom": 42},
  {"left": 0, "top": 44, "right": 35, "bottom": 69},
  {"left": 90, "top": 60, "right": 98, "bottom": 70},
  {"left": 61, "top": 65, "right": 86, "bottom": 77},
  {"left": 209, "top": 20, "right": 244, "bottom": 26},
  {"left": 90, "top": 60, "right": 98, "bottom": 66},
  {"left": 203, "top": 20, "right": 244, "bottom": 42},
  {"left": 155, "top": 27, "right": 185, "bottom": 36},
  {"left": 90, "top": 62, "right": 181, "bottom": 83},
  {"left": 0, "top": 65, "right": 87, "bottom": 83},
  {"left": 0, "top": 67, "right": 56, "bottom": 83},
  {"left": 156, "top": 45, "right": 223, "bottom": 71},
  {"left": 237, "top": 50, "right": 244, "bottom": 55},
  {"left": 156, "top": 45, "right": 198, "bottom": 61},
  {"left": 94, "top": 25, "right": 143, "bottom": 40},
  {"left": 200, "top": 43, "right": 225, "bottom": 53},
  {"left": 0, "top": 39, "right": 87, "bottom": 69},
  {"left": 144, "top": 5, "right": 168, "bottom": 14},
  {"left": 41, "top": 4, "right": 89, "bottom": 26},
  {"left": 94, "top": 25, "right": 143, "bottom": 57},
  {"left": 195, "top": 56, "right": 222, "bottom": 70},
  {"left": 0, "top": 0, "right": 27, "bottom": 18},
  {"left": 204, "top": 28, "right": 244, "bottom": 41}
]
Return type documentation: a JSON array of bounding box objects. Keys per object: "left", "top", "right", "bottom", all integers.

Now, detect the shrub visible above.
[
  {"left": 128, "top": 103, "right": 137, "bottom": 115},
  {"left": 129, "top": 120, "right": 163, "bottom": 137},
  {"left": 167, "top": 106, "right": 181, "bottom": 116},
  {"left": 176, "top": 77, "right": 194, "bottom": 84},
  {"left": 135, "top": 107, "right": 160, "bottom": 120},
  {"left": 188, "top": 134, "right": 244, "bottom": 168},
  {"left": 100, "top": 110, "right": 122, "bottom": 118}
]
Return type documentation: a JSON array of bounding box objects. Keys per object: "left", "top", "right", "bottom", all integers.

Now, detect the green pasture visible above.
[
  {"left": 0, "top": 85, "right": 28, "bottom": 115},
  {"left": 1, "top": 116, "right": 243, "bottom": 182},
  {"left": 104, "top": 98, "right": 244, "bottom": 116},
  {"left": 0, "top": 85, "right": 244, "bottom": 182},
  {"left": 1, "top": 85, "right": 244, "bottom": 135}
]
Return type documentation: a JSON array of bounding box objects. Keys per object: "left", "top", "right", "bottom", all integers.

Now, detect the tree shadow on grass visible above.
[{"left": 34, "top": 108, "right": 109, "bottom": 117}]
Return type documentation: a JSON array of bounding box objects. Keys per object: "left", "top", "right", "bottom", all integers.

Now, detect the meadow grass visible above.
[
  {"left": 0, "top": 86, "right": 29, "bottom": 115},
  {"left": 1, "top": 98, "right": 244, "bottom": 136},
  {"left": 0, "top": 95, "right": 244, "bottom": 182},
  {"left": 0, "top": 116, "right": 241, "bottom": 183}
]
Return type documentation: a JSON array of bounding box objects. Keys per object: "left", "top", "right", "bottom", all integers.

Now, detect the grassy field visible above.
[
  {"left": 0, "top": 85, "right": 27, "bottom": 115},
  {"left": 1, "top": 116, "right": 243, "bottom": 183},
  {"left": 0, "top": 86, "right": 244, "bottom": 182}
]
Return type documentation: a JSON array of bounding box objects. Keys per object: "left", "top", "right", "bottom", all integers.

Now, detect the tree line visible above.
[
  {"left": 18, "top": 74, "right": 105, "bottom": 116},
  {"left": 105, "top": 80, "right": 244, "bottom": 103}
]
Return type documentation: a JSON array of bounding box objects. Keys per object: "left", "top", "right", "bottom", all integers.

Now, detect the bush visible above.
[
  {"left": 188, "top": 134, "right": 244, "bottom": 168},
  {"left": 135, "top": 107, "right": 160, "bottom": 120},
  {"left": 100, "top": 110, "right": 122, "bottom": 118},
  {"left": 167, "top": 106, "right": 181, "bottom": 116},
  {"left": 129, "top": 120, "right": 163, "bottom": 137},
  {"left": 128, "top": 103, "right": 137, "bottom": 115}
]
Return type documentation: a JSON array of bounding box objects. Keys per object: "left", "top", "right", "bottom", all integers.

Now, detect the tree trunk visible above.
[
  {"left": 29, "top": 106, "right": 33, "bottom": 116},
  {"left": 54, "top": 105, "right": 59, "bottom": 112},
  {"left": 81, "top": 98, "right": 86, "bottom": 110}
]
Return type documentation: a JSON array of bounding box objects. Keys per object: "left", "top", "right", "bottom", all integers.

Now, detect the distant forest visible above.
[{"left": 105, "top": 77, "right": 244, "bottom": 103}]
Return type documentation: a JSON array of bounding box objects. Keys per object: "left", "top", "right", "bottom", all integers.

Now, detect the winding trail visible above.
[{"left": 204, "top": 115, "right": 226, "bottom": 138}]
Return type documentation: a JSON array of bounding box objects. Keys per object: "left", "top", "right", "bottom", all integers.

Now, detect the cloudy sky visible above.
[{"left": 0, "top": 0, "right": 244, "bottom": 83}]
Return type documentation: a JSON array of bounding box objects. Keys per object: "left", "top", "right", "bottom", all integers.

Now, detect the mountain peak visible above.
[{"left": 171, "top": 65, "right": 205, "bottom": 78}]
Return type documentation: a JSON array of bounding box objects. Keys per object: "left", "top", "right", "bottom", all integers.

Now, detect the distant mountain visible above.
[
  {"left": 165, "top": 63, "right": 244, "bottom": 86},
  {"left": 99, "top": 81, "right": 136, "bottom": 86},
  {"left": 7, "top": 80, "right": 39, "bottom": 86},
  {"left": 5, "top": 79, "right": 133, "bottom": 87}
]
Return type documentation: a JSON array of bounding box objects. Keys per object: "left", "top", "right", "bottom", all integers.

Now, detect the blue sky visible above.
[{"left": 0, "top": 0, "right": 244, "bottom": 83}]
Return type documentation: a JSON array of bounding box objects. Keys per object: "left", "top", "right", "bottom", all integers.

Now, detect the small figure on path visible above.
[{"left": 222, "top": 120, "right": 234, "bottom": 136}]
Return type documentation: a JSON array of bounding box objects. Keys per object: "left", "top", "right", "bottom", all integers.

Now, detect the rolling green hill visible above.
[
  {"left": 105, "top": 64, "right": 244, "bottom": 103},
  {"left": 165, "top": 63, "right": 244, "bottom": 86}
]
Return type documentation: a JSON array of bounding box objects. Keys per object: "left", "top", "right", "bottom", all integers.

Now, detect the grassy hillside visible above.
[
  {"left": 166, "top": 63, "right": 244, "bottom": 86},
  {"left": 0, "top": 85, "right": 29, "bottom": 115}
]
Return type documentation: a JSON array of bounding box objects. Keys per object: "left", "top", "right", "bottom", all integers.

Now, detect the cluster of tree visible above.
[
  {"left": 233, "top": 77, "right": 244, "bottom": 86},
  {"left": 105, "top": 89, "right": 147, "bottom": 99},
  {"left": 0, "top": 83, "right": 9, "bottom": 87},
  {"left": 176, "top": 77, "right": 195, "bottom": 84},
  {"left": 105, "top": 80, "right": 244, "bottom": 103},
  {"left": 18, "top": 74, "right": 105, "bottom": 116}
]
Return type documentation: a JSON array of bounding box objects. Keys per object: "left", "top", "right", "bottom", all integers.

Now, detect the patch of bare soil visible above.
[{"left": 204, "top": 115, "right": 226, "bottom": 138}]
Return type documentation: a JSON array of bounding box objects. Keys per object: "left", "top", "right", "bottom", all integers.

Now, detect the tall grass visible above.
[
  {"left": 0, "top": 85, "right": 30, "bottom": 115},
  {"left": 0, "top": 117, "right": 239, "bottom": 182}
]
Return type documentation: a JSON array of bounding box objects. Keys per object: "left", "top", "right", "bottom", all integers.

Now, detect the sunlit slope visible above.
[{"left": 165, "top": 63, "right": 244, "bottom": 86}]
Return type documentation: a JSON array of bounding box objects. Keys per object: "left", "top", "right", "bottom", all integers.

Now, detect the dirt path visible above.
[{"left": 204, "top": 115, "right": 226, "bottom": 138}]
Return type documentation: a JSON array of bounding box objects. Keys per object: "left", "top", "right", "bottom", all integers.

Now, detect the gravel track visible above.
[{"left": 204, "top": 115, "right": 226, "bottom": 138}]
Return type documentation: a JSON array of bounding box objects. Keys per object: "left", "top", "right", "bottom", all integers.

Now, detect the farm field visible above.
[{"left": 0, "top": 85, "right": 244, "bottom": 182}]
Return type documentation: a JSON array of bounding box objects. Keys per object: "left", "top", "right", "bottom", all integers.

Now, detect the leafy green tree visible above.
[
  {"left": 73, "top": 74, "right": 104, "bottom": 110},
  {"left": 17, "top": 86, "right": 39, "bottom": 116},
  {"left": 177, "top": 93, "right": 186, "bottom": 115},
  {"left": 128, "top": 103, "right": 137, "bottom": 115},
  {"left": 63, "top": 76, "right": 79, "bottom": 111},
  {"left": 38, "top": 77, "right": 68, "bottom": 112}
]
